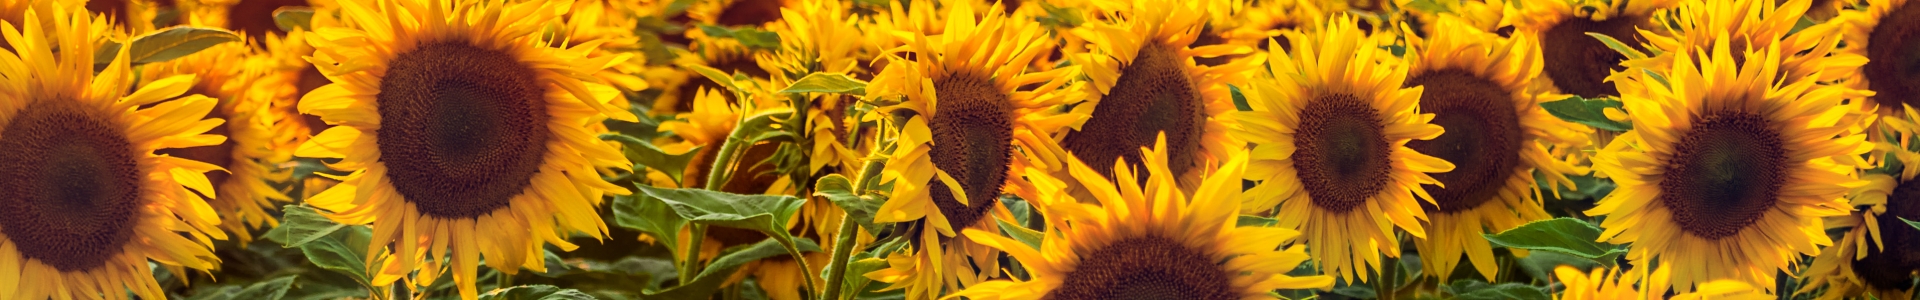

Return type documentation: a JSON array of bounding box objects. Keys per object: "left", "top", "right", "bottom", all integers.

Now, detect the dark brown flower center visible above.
[
  {"left": 1405, "top": 70, "right": 1522, "bottom": 213},
  {"left": 376, "top": 41, "right": 549, "bottom": 219},
  {"left": 1658, "top": 111, "right": 1784, "bottom": 240},
  {"left": 1295, "top": 93, "right": 1391, "bottom": 213},
  {"left": 1865, "top": 0, "right": 1920, "bottom": 110},
  {"left": 1049, "top": 235, "right": 1234, "bottom": 300},
  {"left": 717, "top": 0, "right": 783, "bottom": 26},
  {"left": 0, "top": 99, "right": 143, "bottom": 272},
  {"left": 925, "top": 72, "right": 1014, "bottom": 231},
  {"left": 1861, "top": 176, "right": 1920, "bottom": 290},
  {"left": 1539, "top": 14, "right": 1646, "bottom": 98},
  {"left": 1061, "top": 43, "right": 1204, "bottom": 186},
  {"left": 227, "top": 0, "right": 309, "bottom": 41}
]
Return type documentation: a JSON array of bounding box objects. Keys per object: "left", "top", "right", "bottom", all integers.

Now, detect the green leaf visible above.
[
  {"left": 1901, "top": 217, "right": 1920, "bottom": 233},
  {"left": 1329, "top": 284, "right": 1377, "bottom": 299},
  {"left": 1236, "top": 215, "right": 1278, "bottom": 227},
  {"left": 610, "top": 194, "right": 688, "bottom": 262},
  {"left": 1584, "top": 33, "right": 1647, "bottom": 60},
  {"left": 813, "top": 174, "right": 883, "bottom": 234},
  {"left": 601, "top": 133, "right": 701, "bottom": 186},
  {"left": 1229, "top": 84, "right": 1252, "bottom": 111},
  {"left": 1446, "top": 280, "right": 1550, "bottom": 300},
  {"left": 95, "top": 27, "right": 241, "bottom": 67},
  {"left": 635, "top": 185, "right": 806, "bottom": 247},
  {"left": 680, "top": 62, "right": 743, "bottom": 96},
  {"left": 190, "top": 276, "right": 298, "bottom": 300},
  {"left": 836, "top": 256, "right": 891, "bottom": 299},
  {"left": 693, "top": 25, "right": 780, "bottom": 50},
  {"left": 647, "top": 238, "right": 820, "bottom": 298},
  {"left": 994, "top": 217, "right": 1044, "bottom": 249},
  {"left": 1483, "top": 218, "right": 1624, "bottom": 267},
  {"left": 1540, "top": 96, "right": 1632, "bottom": 132},
  {"left": 264, "top": 206, "right": 348, "bottom": 248},
  {"left": 273, "top": 8, "right": 315, "bottom": 32},
  {"left": 297, "top": 218, "right": 375, "bottom": 285},
  {"left": 780, "top": 72, "right": 869, "bottom": 95},
  {"left": 479, "top": 285, "right": 597, "bottom": 300}
]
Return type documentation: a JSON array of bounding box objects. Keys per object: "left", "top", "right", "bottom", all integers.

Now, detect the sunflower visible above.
[
  {"left": 860, "top": 2, "right": 1082, "bottom": 298},
  {"left": 1798, "top": 108, "right": 1920, "bottom": 299},
  {"left": 662, "top": 31, "right": 778, "bottom": 114},
  {"left": 1398, "top": 16, "right": 1588, "bottom": 281},
  {"left": 1193, "top": 0, "right": 1326, "bottom": 66},
  {"left": 1625, "top": 0, "right": 1859, "bottom": 85},
  {"left": 0, "top": 4, "right": 226, "bottom": 299},
  {"left": 1586, "top": 37, "right": 1869, "bottom": 293},
  {"left": 1509, "top": 0, "right": 1678, "bottom": 98},
  {"left": 1555, "top": 266, "right": 1776, "bottom": 299},
  {"left": 1058, "top": 0, "right": 1252, "bottom": 191},
  {"left": 1816, "top": 0, "right": 1920, "bottom": 115},
  {"left": 1395, "top": 0, "right": 1507, "bottom": 36},
  {"left": 949, "top": 135, "right": 1334, "bottom": 300},
  {"left": 1231, "top": 14, "right": 1452, "bottom": 283},
  {"left": 294, "top": 0, "right": 638, "bottom": 298},
  {"left": 141, "top": 31, "right": 293, "bottom": 244}
]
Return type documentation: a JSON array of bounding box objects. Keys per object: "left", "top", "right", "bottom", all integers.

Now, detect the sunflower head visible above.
[
  {"left": 1058, "top": 0, "right": 1253, "bottom": 190},
  {"left": 1399, "top": 15, "right": 1586, "bottom": 281},
  {"left": 295, "top": 0, "right": 636, "bottom": 298},
  {"left": 0, "top": 3, "right": 226, "bottom": 298},
  {"left": 1510, "top": 0, "right": 1678, "bottom": 98},
  {"left": 1232, "top": 13, "right": 1453, "bottom": 283},
  {"left": 1813, "top": 0, "right": 1920, "bottom": 113},
  {"left": 1588, "top": 35, "right": 1869, "bottom": 293},
  {"left": 862, "top": 1, "right": 1084, "bottom": 297},
  {"left": 950, "top": 134, "right": 1334, "bottom": 300}
]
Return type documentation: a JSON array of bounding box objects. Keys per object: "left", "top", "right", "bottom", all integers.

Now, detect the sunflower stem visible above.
[
  {"left": 682, "top": 224, "right": 707, "bottom": 282},
  {"left": 1378, "top": 255, "right": 1398, "bottom": 300},
  {"left": 821, "top": 159, "right": 885, "bottom": 300}
]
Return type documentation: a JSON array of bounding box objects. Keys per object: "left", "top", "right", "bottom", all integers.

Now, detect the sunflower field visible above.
[{"left": 10, "top": 0, "right": 1920, "bottom": 299}]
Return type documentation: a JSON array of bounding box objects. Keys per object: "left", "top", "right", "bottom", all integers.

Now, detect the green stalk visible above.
[{"left": 819, "top": 159, "right": 886, "bottom": 300}]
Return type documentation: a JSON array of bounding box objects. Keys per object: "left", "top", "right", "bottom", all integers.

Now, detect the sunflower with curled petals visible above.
[
  {"left": 950, "top": 136, "right": 1335, "bottom": 300},
  {"left": 1508, "top": 0, "right": 1678, "bottom": 99},
  {"left": 1586, "top": 37, "right": 1870, "bottom": 294},
  {"left": 1623, "top": 0, "right": 1861, "bottom": 87},
  {"left": 1398, "top": 16, "right": 1589, "bottom": 281},
  {"left": 1395, "top": 0, "right": 1507, "bottom": 36},
  {"left": 140, "top": 35, "right": 294, "bottom": 244},
  {"left": 1230, "top": 14, "right": 1453, "bottom": 284},
  {"left": 1810, "top": 0, "right": 1920, "bottom": 116},
  {"left": 294, "top": 0, "right": 638, "bottom": 298},
  {"left": 1192, "top": 0, "right": 1327, "bottom": 67},
  {"left": 0, "top": 5, "right": 227, "bottom": 299},
  {"left": 1556, "top": 266, "right": 1776, "bottom": 300},
  {"left": 1057, "top": 0, "right": 1254, "bottom": 192},
  {"left": 1798, "top": 108, "right": 1920, "bottom": 299},
  {"left": 860, "top": 2, "right": 1083, "bottom": 298}
]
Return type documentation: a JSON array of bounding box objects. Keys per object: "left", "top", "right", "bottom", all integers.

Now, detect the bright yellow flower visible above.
[
  {"left": 1588, "top": 36, "right": 1869, "bottom": 294},
  {"left": 295, "top": 0, "right": 638, "bottom": 298},
  {"left": 1232, "top": 14, "right": 1453, "bottom": 284},
  {"left": 950, "top": 135, "right": 1334, "bottom": 300},
  {"left": 861, "top": 1, "right": 1082, "bottom": 298},
  {"left": 1508, "top": 0, "right": 1678, "bottom": 98},
  {"left": 1400, "top": 15, "right": 1588, "bottom": 281},
  {"left": 0, "top": 4, "right": 225, "bottom": 299}
]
